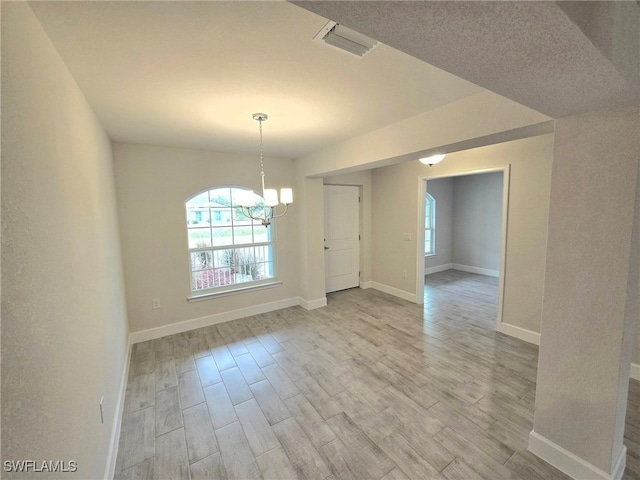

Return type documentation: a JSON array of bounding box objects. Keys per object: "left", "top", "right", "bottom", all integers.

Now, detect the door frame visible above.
[
  {"left": 416, "top": 165, "right": 511, "bottom": 332},
  {"left": 324, "top": 184, "right": 361, "bottom": 293}
]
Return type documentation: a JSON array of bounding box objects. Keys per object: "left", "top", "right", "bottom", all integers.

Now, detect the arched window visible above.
[
  {"left": 186, "top": 186, "right": 276, "bottom": 296},
  {"left": 425, "top": 192, "right": 435, "bottom": 256}
]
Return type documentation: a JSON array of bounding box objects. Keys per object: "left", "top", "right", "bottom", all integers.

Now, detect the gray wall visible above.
[
  {"left": 425, "top": 172, "right": 503, "bottom": 274},
  {"left": 425, "top": 177, "right": 453, "bottom": 270},
  {"left": 533, "top": 107, "right": 639, "bottom": 473},
  {"left": 1, "top": 3, "right": 129, "bottom": 478},
  {"left": 452, "top": 172, "right": 503, "bottom": 271},
  {"left": 372, "top": 134, "right": 553, "bottom": 333}
]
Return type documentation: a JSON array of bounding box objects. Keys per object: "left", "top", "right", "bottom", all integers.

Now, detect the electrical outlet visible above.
[
  {"left": 402, "top": 233, "right": 412, "bottom": 241},
  {"left": 152, "top": 298, "right": 160, "bottom": 309},
  {"left": 402, "top": 269, "right": 407, "bottom": 278},
  {"left": 99, "top": 396, "right": 104, "bottom": 424}
]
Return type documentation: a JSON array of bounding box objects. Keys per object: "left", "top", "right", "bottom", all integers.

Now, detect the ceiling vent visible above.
[{"left": 313, "top": 21, "right": 379, "bottom": 58}]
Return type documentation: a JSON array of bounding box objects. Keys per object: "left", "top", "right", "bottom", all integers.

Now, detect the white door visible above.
[{"left": 324, "top": 185, "right": 360, "bottom": 293}]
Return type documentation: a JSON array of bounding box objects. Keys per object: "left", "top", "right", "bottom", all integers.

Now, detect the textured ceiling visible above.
[
  {"left": 293, "top": 1, "right": 640, "bottom": 119},
  {"left": 28, "top": 1, "right": 483, "bottom": 158}
]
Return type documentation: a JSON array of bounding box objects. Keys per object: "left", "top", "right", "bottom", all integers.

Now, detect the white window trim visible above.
[
  {"left": 187, "top": 280, "right": 282, "bottom": 302},
  {"left": 425, "top": 192, "right": 436, "bottom": 257},
  {"left": 185, "top": 185, "right": 279, "bottom": 297}
]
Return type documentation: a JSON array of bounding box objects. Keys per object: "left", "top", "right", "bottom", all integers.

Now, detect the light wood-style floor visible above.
[{"left": 114, "top": 270, "right": 640, "bottom": 480}]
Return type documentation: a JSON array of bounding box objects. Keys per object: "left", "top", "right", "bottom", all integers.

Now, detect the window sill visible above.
[
  {"left": 425, "top": 253, "right": 437, "bottom": 258},
  {"left": 187, "top": 281, "right": 282, "bottom": 302}
]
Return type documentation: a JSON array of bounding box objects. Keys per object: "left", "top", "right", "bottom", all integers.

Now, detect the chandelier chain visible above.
[
  {"left": 241, "top": 112, "right": 291, "bottom": 227},
  {"left": 259, "top": 118, "right": 266, "bottom": 194}
]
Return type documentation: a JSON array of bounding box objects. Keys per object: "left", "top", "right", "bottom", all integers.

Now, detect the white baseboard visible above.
[
  {"left": 452, "top": 263, "right": 499, "bottom": 277},
  {"left": 528, "top": 430, "right": 626, "bottom": 480},
  {"left": 299, "top": 297, "right": 327, "bottom": 310},
  {"left": 631, "top": 362, "right": 640, "bottom": 381},
  {"left": 497, "top": 322, "right": 541, "bottom": 346},
  {"left": 425, "top": 263, "right": 453, "bottom": 275},
  {"left": 612, "top": 444, "right": 629, "bottom": 480},
  {"left": 129, "top": 297, "right": 300, "bottom": 344},
  {"left": 368, "top": 281, "right": 418, "bottom": 303},
  {"left": 360, "top": 281, "right": 374, "bottom": 289},
  {"left": 104, "top": 336, "right": 133, "bottom": 480}
]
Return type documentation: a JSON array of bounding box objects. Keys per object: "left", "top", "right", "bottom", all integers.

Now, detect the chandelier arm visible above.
[
  {"left": 270, "top": 204, "right": 290, "bottom": 219},
  {"left": 241, "top": 207, "right": 260, "bottom": 221},
  {"left": 241, "top": 206, "right": 272, "bottom": 226},
  {"left": 265, "top": 206, "right": 275, "bottom": 227}
]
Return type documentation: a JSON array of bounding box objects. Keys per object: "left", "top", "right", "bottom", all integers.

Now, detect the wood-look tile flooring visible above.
[{"left": 114, "top": 270, "right": 640, "bottom": 480}]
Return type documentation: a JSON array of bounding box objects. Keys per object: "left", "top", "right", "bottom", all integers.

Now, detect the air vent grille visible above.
[{"left": 313, "top": 21, "right": 379, "bottom": 58}]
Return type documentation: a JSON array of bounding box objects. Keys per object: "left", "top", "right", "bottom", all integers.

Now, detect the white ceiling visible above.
[{"left": 29, "top": 1, "right": 483, "bottom": 158}]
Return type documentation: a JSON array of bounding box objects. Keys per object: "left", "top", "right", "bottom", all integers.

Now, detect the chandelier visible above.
[{"left": 240, "top": 113, "right": 293, "bottom": 227}]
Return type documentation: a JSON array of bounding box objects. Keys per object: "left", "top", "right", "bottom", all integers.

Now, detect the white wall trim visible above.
[
  {"left": 425, "top": 263, "right": 454, "bottom": 275},
  {"left": 129, "top": 297, "right": 300, "bottom": 344},
  {"left": 452, "top": 263, "right": 500, "bottom": 278},
  {"left": 497, "top": 323, "right": 541, "bottom": 346},
  {"left": 529, "top": 430, "right": 626, "bottom": 480},
  {"left": 299, "top": 297, "right": 327, "bottom": 310},
  {"left": 360, "top": 281, "right": 374, "bottom": 289},
  {"left": 104, "top": 336, "right": 133, "bottom": 480},
  {"left": 611, "top": 444, "right": 628, "bottom": 480},
  {"left": 631, "top": 362, "right": 640, "bottom": 381},
  {"left": 369, "top": 281, "right": 418, "bottom": 303}
]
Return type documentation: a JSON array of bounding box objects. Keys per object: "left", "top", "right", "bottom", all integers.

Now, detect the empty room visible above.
[
  {"left": 422, "top": 171, "right": 505, "bottom": 335},
  {"left": 2, "top": 2, "right": 639, "bottom": 480}
]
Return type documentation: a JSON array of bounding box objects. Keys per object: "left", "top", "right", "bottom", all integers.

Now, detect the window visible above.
[
  {"left": 425, "top": 192, "right": 435, "bottom": 256},
  {"left": 186, "top": 186, "right": 276, "bottom": 296}
]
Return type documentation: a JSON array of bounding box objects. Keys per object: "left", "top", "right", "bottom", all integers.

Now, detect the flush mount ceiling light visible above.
[
  {"left": 240, "top": 113, "right": 293, "bottom": 227},
  {"left": 313, "top": 21, "right": 379, "bottom": 58},
  {"left": 419, "top": 154, "right": 446, "bottom": 166}
]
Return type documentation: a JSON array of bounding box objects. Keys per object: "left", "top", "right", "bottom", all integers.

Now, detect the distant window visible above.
[
  {"left": 425, "top": 193, "right": 435, "bottom": 256},
  {"left": 185, "top": 186, "right": 275, "bottom": 296}
]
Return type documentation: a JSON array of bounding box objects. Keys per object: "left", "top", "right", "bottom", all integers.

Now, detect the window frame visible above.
[
  {"left": 425, "top": 192, "right": 436, "bottom": 257},
  {"left": 185, "top": 185, "right": 280, "bottom": 300}
]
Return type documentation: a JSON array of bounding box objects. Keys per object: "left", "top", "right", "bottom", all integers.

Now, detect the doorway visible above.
[
  {"left": 324, "top": 185, "right": 360, "bottom": 293},
  {"left": 416, "top": 166, "right": 510, "bottom": 331}
]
